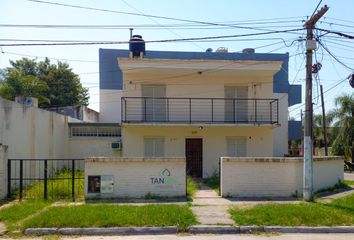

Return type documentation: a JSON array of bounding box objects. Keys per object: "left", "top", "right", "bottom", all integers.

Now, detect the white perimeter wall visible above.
[
  {"left": 0, "top": 98, "right": 69, "bottom": 159},
  {"left": 85, "top": 157, "right": 186, "bottom": 198},
  {"left": 220, "top": 156, "right": 344, "bottom": 197}
]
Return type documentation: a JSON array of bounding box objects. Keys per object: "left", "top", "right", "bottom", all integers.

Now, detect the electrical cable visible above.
[
  {"left": 0, "top": 28, "right": 306, "bottom": 47},
  {"left": 26, "top": 0, "right": 303, "bottom": 33}
]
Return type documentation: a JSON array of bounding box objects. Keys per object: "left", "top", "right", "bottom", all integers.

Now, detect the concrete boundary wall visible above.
[
  {"left": 220, "top": 156, "right": 344, "bottom": 197},
  {"left": 85, "top": 157, "right": 186, "bottom": 198},
  {"left": 0, "top": 144, "right": 8, "bottom": 198}
]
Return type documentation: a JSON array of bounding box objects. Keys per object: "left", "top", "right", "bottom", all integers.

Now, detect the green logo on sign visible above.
[{"left": 150, "top": 169, "right": 178, "bottom": 185}]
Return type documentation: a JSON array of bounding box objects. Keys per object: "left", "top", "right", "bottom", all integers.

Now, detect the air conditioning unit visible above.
[{"left": 111, "top": 141, "right": 122, "bottom": 150}]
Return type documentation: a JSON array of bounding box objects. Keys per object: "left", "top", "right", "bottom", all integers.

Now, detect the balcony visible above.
[{"left": 122, "top": 97, "right": 279, "bottom": 125}]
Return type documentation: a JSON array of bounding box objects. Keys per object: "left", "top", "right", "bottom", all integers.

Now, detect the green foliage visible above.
[
  {"left": 21, "top": 170, "right": 84, "bottom": 201},
  {"left": 0, "top": 68, "right": 49, "bottom": 104},
  {"left": 0, "top": 57, "right": 89, "bottom": 107},
  {"left": 328, "top": 93, "right": 354, "bottom": 160},
  {"left": 204, "top": 172, "right": 220, "bottom": 195},
  {"left": 21, "top": 204, "right": 197, "bottom": 231},
  {"left": 315, "top": 180, "right": 350, "bottom": 194},
  {"left": 186, "top": 176, "right": 199, "bottom": 197},
  {"left": 229, "top": 193, "right": 354, "bottom": 226}
]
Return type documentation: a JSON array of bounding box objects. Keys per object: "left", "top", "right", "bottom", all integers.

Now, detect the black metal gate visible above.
[{"left": 7, "top": 159, "right": 84, "bottom": 201}]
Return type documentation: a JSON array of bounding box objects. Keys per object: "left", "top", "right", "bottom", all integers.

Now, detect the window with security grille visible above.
[
  {"left": 144, "top": 137, "right": 165, "bottom": 157},
  {"left": 226, "top": 137, "right": 247, "bottom": 157},
  {"left": 70, "top": 126, "right": 121, "bottom": 137}
]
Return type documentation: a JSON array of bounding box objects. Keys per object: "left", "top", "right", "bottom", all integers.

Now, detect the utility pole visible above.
[
  {"left": 320, "top": 85, "right": 328, "bottom": 156},
  {"left": 303, "top": 5, "right": 329, "bottom": 202}
]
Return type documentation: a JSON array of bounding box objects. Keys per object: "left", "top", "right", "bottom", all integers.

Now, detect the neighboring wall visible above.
[
  {"left": 220, "top": 156, "right": 344, "bottom": 197},
  {"left": 85, "top": 157, "right": 186, "bottom": 198},
  {"left": 123, "top": 125, "right": 274, "bottom": 177},
  {"left": 0, "top": 144, "right": 8, "bottom": 198},
  {"left": 0, "top": 98, "right": 69, "bottom": 159}
]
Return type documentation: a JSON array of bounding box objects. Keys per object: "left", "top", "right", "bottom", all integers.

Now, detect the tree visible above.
[
  {"left": 0, "top": 58, "right": 89, "bottom": 107},
  {"left": 328, "top": 93, "right": 354, "bottom": 160},
  {"left": 312, "top": 114, "right": 335, "bottom": 149}
]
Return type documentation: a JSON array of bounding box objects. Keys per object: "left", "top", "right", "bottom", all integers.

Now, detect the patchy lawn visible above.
[
  {"left": 0, "top": 200, "right": 50, "bottom": 231},
  {"left": 21, "top": 204, "right": 197, "bottom": 231},
  {"left": 229, "top": 193, "right": 354, "bottom": 226}
]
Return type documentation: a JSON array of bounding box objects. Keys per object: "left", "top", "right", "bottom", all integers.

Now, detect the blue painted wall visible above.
[{"left": 288, "top": 120, "right": 302, "bottom": 141}]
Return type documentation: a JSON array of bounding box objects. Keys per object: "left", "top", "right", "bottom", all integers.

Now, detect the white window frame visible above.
[
  {"left": 144, "top": 137, "right": 165, "bottom": 157},
  {"left": 226, "top": 137, "right": 247, "bottom": 157}
]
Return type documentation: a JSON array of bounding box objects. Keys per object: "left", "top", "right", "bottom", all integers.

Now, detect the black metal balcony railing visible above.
[{"left": 122, "top": 97, "right": 279, "bottom": 124}]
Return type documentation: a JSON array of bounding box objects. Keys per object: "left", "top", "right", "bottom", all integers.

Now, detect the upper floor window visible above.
[
  {"left": 142, "top": 85, "right": 167, "bottom": 121},
  {"left": 225, "top": 86, "right": 249, "bottom": 122}
]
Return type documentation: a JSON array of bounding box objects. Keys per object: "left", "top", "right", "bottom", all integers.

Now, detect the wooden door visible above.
[{"left": 185, "top": 138, "right": 203, "bottom": 178}]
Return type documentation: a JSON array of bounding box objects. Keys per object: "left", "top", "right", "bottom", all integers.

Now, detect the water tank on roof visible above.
[
  {"left": 129, "top": 35, "right": 145, "bottom": 58},
  {"left": 242, "top": 48, "right": 255, "bottom": 54}
]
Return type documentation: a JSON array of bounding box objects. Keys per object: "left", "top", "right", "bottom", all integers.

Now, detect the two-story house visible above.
[{"left": 99, "top": 41, "right": 301, "bottom": 178}]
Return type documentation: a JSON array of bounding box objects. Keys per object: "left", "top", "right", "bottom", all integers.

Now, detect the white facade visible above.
[{"left": 117, "top": 58, "right": 289, "bottom": 177}]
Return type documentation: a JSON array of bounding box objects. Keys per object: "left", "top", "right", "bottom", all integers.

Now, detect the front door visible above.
[{"left": 185, "top": 138, "right": 203, "bottom": 178}]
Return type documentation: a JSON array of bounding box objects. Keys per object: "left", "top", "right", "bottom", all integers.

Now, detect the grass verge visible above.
[
  {"left": 344, "top": 180, "right": 354, "bottom": 186},
  {"left": 0, "top": 200, "right": 50, "bottom": 231},
  {"left": 229, "top": 193, "right": 354, "bottom": 226},
  {"left": 187, "top": 176, "right": 198, "bottom": 198},
  {"left": 21, "top": 204, "right": 197, "bottom": 231}
]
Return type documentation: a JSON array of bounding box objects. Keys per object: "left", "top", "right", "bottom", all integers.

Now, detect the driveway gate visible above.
[{"left": 7, "top": 159, "right": 84, "bottom": 201}]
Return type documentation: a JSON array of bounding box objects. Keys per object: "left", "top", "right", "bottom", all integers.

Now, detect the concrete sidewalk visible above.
[{"left": 191, "top": 183, "right": 233, "bottom": 225}]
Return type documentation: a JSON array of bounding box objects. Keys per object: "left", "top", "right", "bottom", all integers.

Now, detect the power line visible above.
[
  {"left": 0, "top": 21, "right": 304, "bottom": 30},
  {"left": 317, "top": 39, "right": 354, "bottom": 71},
  {"left": 289, "top": 76, "right": 349, "bottom": 114},
  {"left": 311, "top": 0, "right": 323, "bottom": 19},
  {"left": 120, "top": 0, "right": 204, "bottom": 51},
  {"left": 0, "top": 28, "right": 305, "bottom": 47},
  {"left": 315, "top": 27, "right": 354, "bottom": 39},
  {"left": 27, "top": 0, "right": 301, "bottom": 33}
]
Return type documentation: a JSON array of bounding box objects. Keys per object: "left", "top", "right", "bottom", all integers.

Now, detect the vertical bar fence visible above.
[{"left": 7, "top": 159, "right": 84, "bottom": 201}]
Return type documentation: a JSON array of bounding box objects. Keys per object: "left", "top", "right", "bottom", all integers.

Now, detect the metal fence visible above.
[
  {"left": 122, "top": 97, "right": 279, "bottom": 124},
  {"left": 7, "top": 159, "right": 84, "bottom": 201}
]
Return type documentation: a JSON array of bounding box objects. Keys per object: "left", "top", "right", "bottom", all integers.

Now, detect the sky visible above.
[{"left": 0, "top": 0, "right": 353, "bottom": 120}]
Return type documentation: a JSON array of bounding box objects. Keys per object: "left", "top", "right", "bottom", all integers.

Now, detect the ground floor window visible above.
[
  {"left": 226, "top": 137, "right": 247, "bottom": 157},
  {"left": 144, "top": 137, "right": 165, "bottom": 157}
]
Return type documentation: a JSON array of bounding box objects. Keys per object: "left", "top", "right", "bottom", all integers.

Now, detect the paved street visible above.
[{"left": 21, "top": 233, "right": 353, "bottom": 240}]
